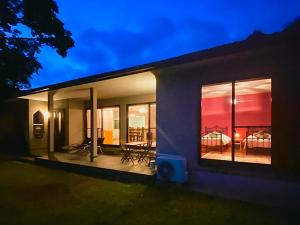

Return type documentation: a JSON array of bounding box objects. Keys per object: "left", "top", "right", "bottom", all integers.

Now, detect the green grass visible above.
[{"left": 0, "top": 156, "right": 298, "bottom": 225}]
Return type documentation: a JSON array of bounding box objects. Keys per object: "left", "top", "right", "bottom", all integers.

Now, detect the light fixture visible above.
[
  {"left": 44, "top": 111, "right": 49, "bottom": 119},
  {"left": 235, "top": 132, "right": 240, "bottom": 139}
]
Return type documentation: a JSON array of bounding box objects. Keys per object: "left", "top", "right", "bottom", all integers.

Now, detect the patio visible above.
[{"left": 38, "top": 149, "right": 155, "bottom": 175}]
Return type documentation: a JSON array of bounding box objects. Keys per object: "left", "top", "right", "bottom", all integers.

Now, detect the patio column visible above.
[
  {"left": 90, "top": 87, "right": 98, "bottom": 161},
  {"left": 48, "top": 91, "right": 55, "bottom": 153}
]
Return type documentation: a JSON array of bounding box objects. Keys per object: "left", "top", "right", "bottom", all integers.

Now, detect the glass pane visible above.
[
  {"left": 86, "top": 109, "right": 102, "bottom": 139},
  {"left": 86, "top": 110, "right": 91, "bottom": 138},
  {"left": 150, "top": 103, "right": 156, "bottom": 142},
  {"left": 103, "top": 107, "right": 119, "bottom": 145},
  {"left": 201, "top": 83, "right": 232, "bottom": 161},
  {"left": 235, "top": 79, "right": 271, "bottom": 164},
  {"left": 128, "top": 104, "right": 149, "bottom": 142},
  {"left": 97, "top": 109, "right": 102, "bottom": 138}
]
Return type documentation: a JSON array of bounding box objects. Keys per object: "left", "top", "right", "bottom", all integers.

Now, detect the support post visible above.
[
  {"left": 90, "top": 88, "right": 98, "bottom": 161},
  {"left": 48, "top": 91, "right": 55, "bottom": 153},
  {"left": 232, "top": 81, "right": 235, "bottom": 162}
]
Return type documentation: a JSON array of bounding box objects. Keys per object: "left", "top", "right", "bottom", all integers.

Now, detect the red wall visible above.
[{"left": 202, "top": 92, "right": 271, "bottom": 139}]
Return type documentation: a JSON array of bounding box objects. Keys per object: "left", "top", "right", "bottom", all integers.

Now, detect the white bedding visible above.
[
  {"left": 243, "top": 135, "right": 272, "bottom": 149},
  {"left": 201, "top": 133, "right": 231, "bottom": 146}
]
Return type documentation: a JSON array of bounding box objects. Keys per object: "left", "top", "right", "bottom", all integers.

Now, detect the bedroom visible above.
[{"left": 201, "top": 78, "right": 271, "bottom": 164}]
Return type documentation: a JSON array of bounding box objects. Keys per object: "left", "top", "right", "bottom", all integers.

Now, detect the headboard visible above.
[
  {"left": 246, "top": 126, "right": 271, "bottom": 137},
  {"left": 205, "top": 126, "right": 228, "bottom": 135}
]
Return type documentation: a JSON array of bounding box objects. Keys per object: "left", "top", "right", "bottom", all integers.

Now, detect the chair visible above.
[
  {"left": 129, "top": 127, "right": 135, "bottom": 142},
  {"left": 138, "top": 131, "right": 153, "bottom": 163},
  {"left": 83, "top": 137, "right": 104, "bottom": 154},
  {"left": 140, "top": 127, "right": 145, "bottom": 141},
  {"left": 97, "top": 137, "right": 104, "bottom": 154},
  {"left": 70, "top": 138, "right": 91, "bottom": 151},
  {"left": 136, "top": 127, "right": 141, "bottom": 141},
  {"left": 120, "top": 142, "right": 135, "bottom": 164}
]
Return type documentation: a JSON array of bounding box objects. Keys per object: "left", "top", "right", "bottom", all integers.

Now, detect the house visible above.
[{"left": 3, "top": 23, "right": 300, "bottom": 183}]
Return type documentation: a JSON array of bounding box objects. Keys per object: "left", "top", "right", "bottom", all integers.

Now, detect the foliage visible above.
[{"left": 0, "top": 0, "right": 74, "bottom": 98}]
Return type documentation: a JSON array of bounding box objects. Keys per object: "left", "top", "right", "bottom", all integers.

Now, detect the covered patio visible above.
[
  {"left": 38, "top": 151, "right": 155, "bottom": 175},
  {"left": 20, "top": 71, "right": 157, "bottom": 175}
]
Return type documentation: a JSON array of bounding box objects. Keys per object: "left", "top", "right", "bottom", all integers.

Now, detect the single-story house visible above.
[{"left": 2, "top": 24, "right": 300, "bottom": 183}]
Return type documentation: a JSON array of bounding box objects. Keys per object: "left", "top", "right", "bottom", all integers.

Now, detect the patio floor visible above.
[{"left": 38, "top": 150, "right": 154, "bottom": 175}]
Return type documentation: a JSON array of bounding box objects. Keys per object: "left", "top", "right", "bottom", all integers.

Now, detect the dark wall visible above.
[
  {"left": 157, "top": 45, "right": 300, "bottom": 173},
  {"left": 0, "top": 99, "right": 29, "bottom": 155}
]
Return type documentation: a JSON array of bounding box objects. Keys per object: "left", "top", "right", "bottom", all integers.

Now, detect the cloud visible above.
[
  {"left": 72, "top": 17, "right": 229, "bottom": 70},
  {"left": 31, "top": 17, "right": 230, "bottom": 87}
]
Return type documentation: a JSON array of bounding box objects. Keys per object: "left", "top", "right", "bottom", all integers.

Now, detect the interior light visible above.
[
  {"left": 235, "top": 132, "right": 240, "bottom": 139},
  {"left": 129, "top": 113, "right": 136, "bottom": 117},
  {"left": 138, "top": 108, "right": 148, "bottom": 113}
]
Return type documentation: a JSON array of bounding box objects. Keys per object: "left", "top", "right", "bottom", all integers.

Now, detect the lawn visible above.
[{"left": 0, "top": 157, "right": 298, "bottom": 225}]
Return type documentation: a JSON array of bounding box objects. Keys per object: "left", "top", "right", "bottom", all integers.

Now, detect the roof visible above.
[{"left": 20, "top": 24, "right": 297, "bottom": 97}]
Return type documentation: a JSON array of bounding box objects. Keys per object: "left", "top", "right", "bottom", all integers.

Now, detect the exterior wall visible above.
[
  {"left": 27, "top": 94, "right": 152, "bottom": 151},
  {"left": 28, "top": 99, "right": 85, "bottom": 152},
  {"left": 28, "top": 99, "right": 48, "bottom": 152},
  {"left": 98, "top": 94, "right": 156, "bottom": 143},
  {"left": 157, "top": 48, "right": 300, "bottom": 173},
  {"left": 0, "top": 99, "right": 29, "bottom": 155},
  {"left": 68, "top": 100, "right": 85, "bottom": 145},
  {"left": 54, "top": 99, "right": 69, "bottom": 146}
]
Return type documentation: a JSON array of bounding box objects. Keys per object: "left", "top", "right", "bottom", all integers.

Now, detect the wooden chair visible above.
[{"left": 120, "top": 142, "right": 135, "bottom": 164}]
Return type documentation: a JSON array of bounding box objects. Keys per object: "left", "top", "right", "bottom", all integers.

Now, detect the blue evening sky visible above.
[{"left": 29, "top": 0, "right": 300, "bottom": 88}]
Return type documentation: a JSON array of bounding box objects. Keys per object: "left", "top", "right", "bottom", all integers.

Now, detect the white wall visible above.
[{"left": 68, "top": 100, "right": 85, "bottom": 145}]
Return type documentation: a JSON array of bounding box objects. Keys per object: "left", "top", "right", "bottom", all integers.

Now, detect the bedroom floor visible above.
[{"left": 202, "top": 149, "right": 271, "bottom": 164}]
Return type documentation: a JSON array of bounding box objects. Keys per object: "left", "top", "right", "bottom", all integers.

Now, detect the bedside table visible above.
[{"left": 234, "top": 139, "right": 242, "bottom": 151}]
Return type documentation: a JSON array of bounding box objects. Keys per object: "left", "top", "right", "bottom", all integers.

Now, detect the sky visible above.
[{"left": 29, "top": 0, "right": 300, "bottom": 88}]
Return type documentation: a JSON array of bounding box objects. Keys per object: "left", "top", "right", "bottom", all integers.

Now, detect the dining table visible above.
[{"left": 123, "top": 141, "right": 156, "bottom": 163}]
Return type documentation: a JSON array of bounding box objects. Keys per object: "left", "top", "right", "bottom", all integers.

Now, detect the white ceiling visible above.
[
  {"left": 20, "top": 71, "right": 156, "bottom": 101},
  {"left": 202, "top": 78, "right": 271, "bottom": 98}
]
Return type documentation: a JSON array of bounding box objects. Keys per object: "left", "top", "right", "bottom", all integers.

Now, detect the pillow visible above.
[
  {"left": 208, "top": 131, "right": 222, "bottom": 138},
  {"left": 253, "top": 131, "right": 271, "bottom": 139}
]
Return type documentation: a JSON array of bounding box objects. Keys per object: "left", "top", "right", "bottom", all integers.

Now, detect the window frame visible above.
[
  {"left": 85, "top": 105, "right": 120, "bottom": 146},
  {"left": 199, "top": 77, "right": 272, "bottom": 165},
  {"left": 126, "top": 102, "right": 156, "bottom": 143}
]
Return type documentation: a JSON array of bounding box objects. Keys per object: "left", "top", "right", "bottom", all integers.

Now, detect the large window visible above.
[
  {"left": 86, "top": 107, "right": 120, "bottom": 145},
  {"left": 201, "top": 83, "right": 232, "bottom": 161},
  {"left": 201, "top": 78, "right": 271, "bottom": 164},
  {"left": 128, "top": 103, "right": 156, "bottom": 143}
]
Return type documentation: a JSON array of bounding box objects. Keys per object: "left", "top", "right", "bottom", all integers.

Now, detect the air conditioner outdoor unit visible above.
[{"left": 156, "top": 153, "right": 188, "bottom": 183}]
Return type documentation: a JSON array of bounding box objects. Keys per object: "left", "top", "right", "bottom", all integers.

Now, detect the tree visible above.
[{"left": 0, "top": 0, "right": 74, "bottom": 99}]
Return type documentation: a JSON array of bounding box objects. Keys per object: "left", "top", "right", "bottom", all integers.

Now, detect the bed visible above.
[
  {"left": 243, "top": 126, "right": 271, "bottom": 154},
  {"left": 201, "top": 126, "right": 231, "bottom": 153}
]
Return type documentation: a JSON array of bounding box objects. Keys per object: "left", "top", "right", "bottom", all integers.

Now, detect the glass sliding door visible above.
[
  {"left": 128, "top": 104, "right": 149, "bottom": 142},
  {"left": 86, "top": 109, "right": 102, "bottom": 139},
  {"left": 150, "top": 103, "right": 156, "bottom": 142},
  {"left": 102, "top": 107, "right": 120, "bottom": 145},
  {"left": 86, "top": 107, "right": 119, "bottom": 145},
  {"left": 128, "top": 103, "right": 156, "bottom": 143},
  {"left": 201, "top": 83, "right": 232, "bottom": 161},
  {"left": 234, "top": 79, "right": 271, "bottom": 164}
]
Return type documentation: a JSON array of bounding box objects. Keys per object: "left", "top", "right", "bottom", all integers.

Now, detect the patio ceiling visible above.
[{"left": 20, "top": 71, "right": 156, "bottom": 101}]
